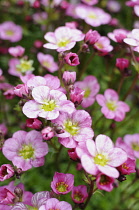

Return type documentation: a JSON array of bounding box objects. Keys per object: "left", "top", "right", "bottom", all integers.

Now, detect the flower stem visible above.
[{"left": 82, "top": 180, "right": 94, "bottom": 209}]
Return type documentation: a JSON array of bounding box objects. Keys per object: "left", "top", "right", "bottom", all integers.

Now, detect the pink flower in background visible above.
[
  {"left": 23, "top": 86, "right": 75, "bottom": 120},
  {"left": 124, "top": 29, "right": 139, "bottom": 52},
  {"left": 8, "top": 58, "right": 34, "bottom": 77},
  {"left": 75, "top": 5, "right": 111, "bottom": 27},
  {"left": 96, "top": 89, "right": 130, "bottom": 121},
  {"left": 39, "top": 198, "right": 72, "bottom": 210},
  {"left": 71, "top": 185, "right": 88, "bottom": 204},
  {"left": 81, "top": 0, "right": 98, "bottom": 6},
  {"left": 75, "top": 76, "right": 100, "bottom": 108},
  {"left": 64, "top": 52, "right": 80, "bottom": 66},
  {"left": 80, "top": 135, "right": 127, "bottom": 178},
  {"left": 2, "top": 130, "right": 48, "bottom": 171},
  {"left": 117, "top": 158, "right": 136, "bottom": 175},
  {"left": 8, "top": 46, "right": 25, "bottom": 57},
  {"left": 123, "top": 134, "right": 139, "bottom": 158},
  {"left": 0, "top": 21, "right": 22, "bottom": 42},
  {"left": 94, "top": 36, "right": 113, "bottom": 55},
  {"left": 51, "top": 172, "right": 74, "bottom": 194},
  {"left": 52, "top": 110, "right": 94, "bottom": 148},
  {"left": 134, "top": 5, "right": 139, "bottom": 16},
  {"left": 0, "top": 164, "right": 14, "bottom": 181},
  {"left": 126, "top": 0, "right": 139, "bottom": 7},
  {"left": 96, "top": 173, "right": 115, "bottom": 192},
  {"left": 107, "top": 0, "right": 121, "bottom": 13},
  {"left": 37, "top": 52, "right": 58, "bottom": 73},
  {"left": 26, "top": 118, "right": 42, "bottom": 130},
  {"left": 108, "top": 29, "right": 128, "bottom": 43},
  {"left": 44, "top": 26, "right": 84, "bottom": 52},
  {"left": 0, "top": 123, "right": 8, "bottom": 136}
]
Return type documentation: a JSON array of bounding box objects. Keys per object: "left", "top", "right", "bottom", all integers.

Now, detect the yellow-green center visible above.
[
  {"left": 42, "top": 61, "right": 51, "bottom": 68},
  {"left": 56, "top": 182, "right": 68, "bottom": 192},
  {"left": 106, "top": 101, "right": 117, "bottom": 111},
  {"left": 57, "top": 38, "right": 70, "bottom": 47},
  {"left": 132, "top": 142, "right": 139, "bottom": 151},
  {"left": 16, "top": 59, "right": 34, "bottom": 73},
  {"left": 64, "top": 120, "right": 79, "bottom": 136},
  {"left": 41, "top": 100, "right": 56, "bottom": 111},
  {"left": 6, "top": 30, "right": 14, "bottom": 36},
  {"left": 74, "top": 192, "right": 83, "bottom": 201},
  {"left": 19, "top": 144, "right": 34, "bottom": 159},
  {"left": 94, "top": 154, "right": 108, "bottom": 166},
  {"left": 88, "top": 12, "right": 97, "bottom": 19},
  {"left": 84, "top": 88, "right": 91, "bottom": 98}
]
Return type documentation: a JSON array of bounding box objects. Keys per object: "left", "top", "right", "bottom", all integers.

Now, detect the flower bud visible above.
[
  {"left": 70, "top": 87, "right": 85, "bottom": 107},
  {"left": 26, "top": 118, "right": 42, "bottom": 130},
  {"left": 116, "top": 58, "right": 129, "bottom": 71},
  {"left": 62, "top": 71, "right": 76, "bottom": 86},
  {"left": 64, "top": 52, "right": 80, "bottom": 66},
  {"left": 41, "top": 127, "right": 55, "bottom": 140},
  {"left": 84, "top": 29, "right": 100, "bottom": 45},
  {"left": 68, "top": 149, "right": 79, "bottom": 161}
]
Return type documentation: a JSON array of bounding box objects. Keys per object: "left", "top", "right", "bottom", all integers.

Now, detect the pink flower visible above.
[
  {"left": 14, "top": 84, "right": 28, "bottom": 97},
  {"left": 108, "top": 29, "right": 128, "bottom": 43},
  {"left": 2, "top": 130, "right": 48, "bottom": 171},
  {"left": 124, "top": 29, "right": 139, "bottom": 52},
  {"left": 84, "top": 29, "right": 101, "bottom": 45},
  {"left": 64, "top": 52, "right": 80, "bottom": 66},
  {"left": 52, "top": 110, "right": 94, "bottom": 148},
  {"left": 22, "top": 86, "right": 75, "bottom": 120},
  {"left": 0, "top": 164, "right": 15, "bottom": 181},
  {"left": 8, "top": 46, "right": 25, "bottom": 57},
  {"left": 96, "top": 173, "right": 115, "bottom": 192},
  {"left": 75, "top": 5, "right": 111, "bottom": 27},
  {"left": 0, "top": 187, "right": 15, "bottom": 205},
  {"left": 68, "top": 148, "right": 79, "bottom": 161},
  {"left": 96, "top": 89, "right": 130, "bottom": 121},
  {"left": 75, "top": 75, "right": 100, "bottom": 108},
  {"left": 116, "top": 58, "right": 129, "bottom": 71},
  {"left": 0, "top": 123, "right": 8, "bottom": 136},
  {"left": 0, "top": 21, "right": 22, "bottom": 42},
  {"left": 62, "top": 71, "right": 76, "bottom": 86},
  {"left": 94, "top": 36, "right": 113, "bottom": 55},
  {"left": 107, "top": 1, "right": 121, "bottom": 13},
  {"left": 117, "top": 158, "right": 136, "bottom": 175},
  {"left": 37, "top": 52, "right": 58, "bottom": 73},
  {"left": 39, "top": 198, "right": 72, "bottom": 210},
  {"left": 123, "top": 134, "right": 139, "bottom": 158},
  {"left": 26, "top": 118, "right": 42, "bottom": 130},
  {"left": 51, "top": 172, "right": 74, "bottom": 194},
  {"left": 44, "top": 26, "right": 84, "bottom": 52},
  {"left": 80, "top": 135, "right": 127, "bottom": 178},
  {"left": 71, "top": 185, "right": 88, "bottom": 204}
]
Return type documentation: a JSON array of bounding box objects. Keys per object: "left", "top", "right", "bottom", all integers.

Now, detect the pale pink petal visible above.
[
  {"left": 86, "top": 139, "right": 97, "bottom": 156},
  {"left": 108, "top": 148, "right": 127, "bottom": 167},
  {"left": 81, "top": 155, "right": 98, "bottom": 175},
  {"left": 44, "top": 32, "right": 56, "bottom": 43},
  {"left": 101, "top": 107, "right": 115, "bottom": 119},
  {"left": 124, "top": 38, "right": 138, "bottom": 46},
  {"left": 104, "top": 89, "right": 118, "bottom": 101},
  {"left": 58, "top": 100, "right": 75, "bottom": 114},
  {"left": 32, "top": 86, "right": 50, "bottom": 103},
  {"left": 97, "top": 165, "right": 119, "bottom": 178},
  {"left": 43, "top": 43, "right": 58, "bottom": 49},
  {"left": 95, "top": 134, "right": 114, "bottom": 154},
  {"left": 59, "top": 137, "right": 77, "bottom": 148},
  {"left": 96, "top": 94, "right": 106, "bottom": 106},
  {"left": 22, "top": 100, "right": 40, "bottom": 118}
]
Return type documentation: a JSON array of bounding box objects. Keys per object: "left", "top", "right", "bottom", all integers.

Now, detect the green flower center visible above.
[
  {"left": 64, "top": 120, "right": 79, "bottom": 136},
  {"left": 94, "top": 154, "right": 108, "bottom": 166},
  {"left": 6, "top": 30, "right": 14, "bottom": 36},
  {"left": 88, "top": 12, "right": 97, "bottom": 19},
  {"left": 57, "top": 38, "right": 70, "bottom": 47},
  {"left": 106, "top": 101, "right": 117, "bottom": 111},
  {"left": 84, "top": 88, "right": 91, "bottom": 98},
  {"left": 41, "top": 100, "right": 56, "bottom": 111},
  {"left": 28, "top": 206, "right": 38, "bottom": 210},
  {"left": 74, "top": 192, "right": 83, "bottom": 201},
  {"left": 42, "top": 61, "right": 51, "bottom": 68},
  {"left": 16, "top": 59, "right": 34, "bottom": 73},
  {"left": 19, "top": 144, "right": 35, "bottom": 159},
  {"left": 56, "top": 182, "right": 68, "bottom": 192},
  {"left": 132, "top": 142, "right": 139, "bottom": 151}
]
